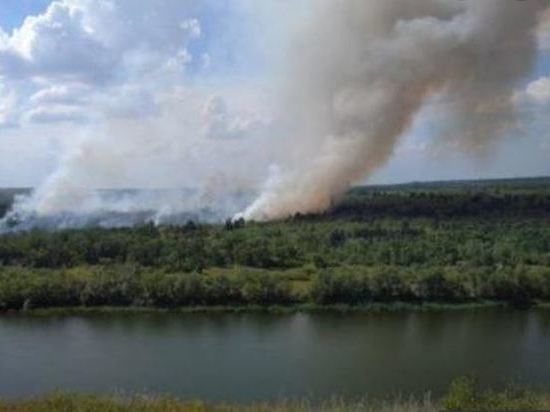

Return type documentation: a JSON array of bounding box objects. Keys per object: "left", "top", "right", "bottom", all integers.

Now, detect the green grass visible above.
[
  {"left": 2, "top": 379, "right": 550, "bottom": 412},
  {"left": 0, "top": 394, "right": 437, "bottom": 412}
]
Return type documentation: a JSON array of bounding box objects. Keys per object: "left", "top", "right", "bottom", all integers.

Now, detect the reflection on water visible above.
[{"left": 0, "top": 310, "right": 549, "bottom": 402}]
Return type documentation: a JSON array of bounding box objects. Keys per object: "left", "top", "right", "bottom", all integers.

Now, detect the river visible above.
[{"left": 1, "top": 309, "right": 549, "bottom": 402}]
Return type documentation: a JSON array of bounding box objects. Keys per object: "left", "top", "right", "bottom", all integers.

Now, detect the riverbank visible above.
[
  {"left": 2, "top": 263, "right": 550, "bottom": 313},
  {"left": 4, "top": 300, "right": 550, "bottom": 316},
  {"left": 2, "top": 379, "right": 550, "bottom": 412}
]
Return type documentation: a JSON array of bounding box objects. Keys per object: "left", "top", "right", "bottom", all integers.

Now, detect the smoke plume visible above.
[
  {"left": 242, "top": 0, "right": 549, "bottom": 220},
  {"left": 2, "top": 89, "right": 270, "bottom": 230}
]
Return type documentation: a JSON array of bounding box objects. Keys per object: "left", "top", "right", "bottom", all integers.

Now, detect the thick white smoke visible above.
[
  {"left": 4, "top": 88, "right": 273, "bottom": 229},
  {"left": 242, "top": 0, "right": 549, "bottom": 220}
]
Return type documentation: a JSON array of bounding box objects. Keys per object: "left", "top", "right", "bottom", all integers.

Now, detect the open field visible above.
[{"left": 1, "top": 177, "right": 549, "bottom": 311}]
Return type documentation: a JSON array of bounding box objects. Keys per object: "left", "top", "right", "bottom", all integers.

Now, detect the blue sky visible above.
[
  {"left": 0, "top": 0, "right": 549, "bottom": 190},
  {"left": 0, "top": 0, "right": 50, "bottom": 31},
  {"left": 533, "top": 52, "right": 550, "bottom": 79}
]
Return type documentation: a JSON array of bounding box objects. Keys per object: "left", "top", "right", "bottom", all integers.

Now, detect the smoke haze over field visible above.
[{"left": 0, "top": 0, "right": 549, "bottom": 229}]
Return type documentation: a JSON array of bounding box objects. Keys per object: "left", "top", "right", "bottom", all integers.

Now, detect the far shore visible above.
[{"left": 3, "top": 300, "right": 550, "bottom": 317}]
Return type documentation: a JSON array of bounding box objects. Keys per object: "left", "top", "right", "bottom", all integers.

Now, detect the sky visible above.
[{"left": 0, "top": 0, "right": 549, "bottom": 189}]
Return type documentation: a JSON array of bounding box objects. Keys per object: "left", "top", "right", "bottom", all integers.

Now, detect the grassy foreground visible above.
[{"left": 2, "top": 379, "right": 550, "bottom": 412}]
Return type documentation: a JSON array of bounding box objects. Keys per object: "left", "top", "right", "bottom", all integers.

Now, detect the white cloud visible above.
[
  {"left": 180, "top": 18, "right": 201, "bottom": 39},
  {"left": 96, "top": 84, "right": 159, "bottom": 119},
  {"left": 201, "top": 53, "right": 212, "bottom": 70},
  {"left": 25, "top": 105, "right": 88, "bottom": 124},
  {"left": 0, "top": 0, "right": 307, "bottom": 197},
  {"left": 525, "top": 76, "right": 550, "bottom": 104},
  {"left": 1, "top": 2, "right": 113, "bottom": 81},
  {"left": 0, "top": 85, "right": 19, "bottom": 128},
  {"left": 164, "top": 49, "right": 193, "bottom": 72},
  {"left": 0, "top": 26, "right": 7, "bottom": 45},
  {"left": 0, "top": 0, "right": 204, "bottom": 127},
  {"left": 30, "top": 84, "right": 91, "bottom": 105}
]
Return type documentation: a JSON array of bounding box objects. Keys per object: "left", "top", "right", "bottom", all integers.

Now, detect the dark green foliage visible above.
[
  {"left": 0, "top": 178, "right": 549, "bottom": 309},
  {"left": 1, "top": 264, "right": 548, "bottom": 311},
  {"left": 441, "top": 377, "right": 540, "bottom": 411},
  {"left": 309, "top": 266, "right": 550, "bottom": 306},
  {"left": 1, "top": 216, "right": 549, "bottom": 271},
  {"left": 0, "top": 266, "right": 296, "bottom": 311}
]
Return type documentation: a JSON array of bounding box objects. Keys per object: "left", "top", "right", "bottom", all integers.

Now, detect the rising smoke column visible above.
[{"left": 242, "top": 0, "right": 549, "bottom": 220}]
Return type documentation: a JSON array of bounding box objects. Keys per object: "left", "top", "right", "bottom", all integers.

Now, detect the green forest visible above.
[{"left": 1, "top": 177, "right": 550, "bottom": 311}]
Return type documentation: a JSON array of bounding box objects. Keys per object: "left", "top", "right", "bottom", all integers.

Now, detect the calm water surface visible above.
[{"left": 1, "top": 310, "right": 550, "bottom": 401}]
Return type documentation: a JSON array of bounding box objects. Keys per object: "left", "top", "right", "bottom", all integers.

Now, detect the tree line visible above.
[
  {"left": 0, "top": 182, "right": 549, "bottom": 310},
  {"left": 1, "top": 264, "right": 549, "bottom": 311}
]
